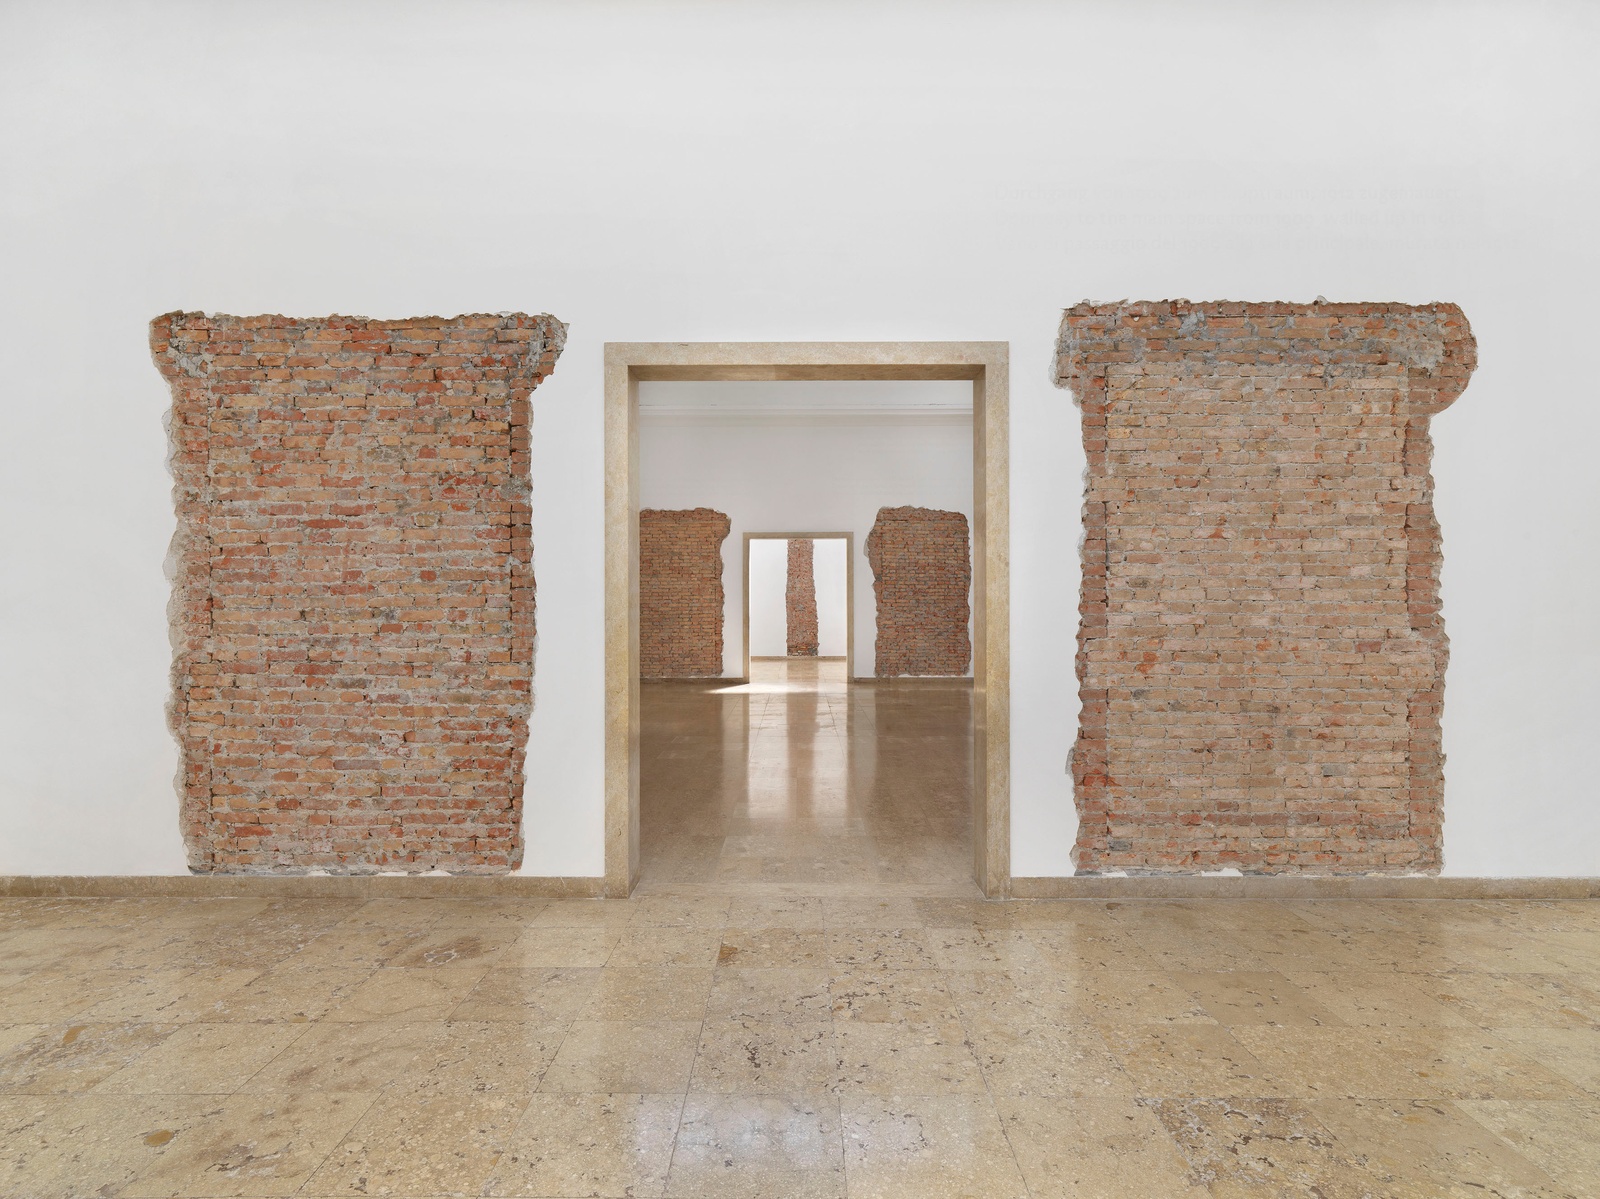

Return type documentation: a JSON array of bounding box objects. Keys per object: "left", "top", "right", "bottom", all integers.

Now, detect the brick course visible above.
[
  {"left": 786, "top": 538, "right": 819, "bottom": 656},
  {"left": 1057, "top": 300, "right": 1476, "bottom": 874},
  {"left": 639, "top": 508, "right": 731, "bottom": 677},
  {"left": 152, "top": 311, "right": 565, "bottom": 874},
  {"left": 865, "top": 506, "right": 972, "bottom": 677}
]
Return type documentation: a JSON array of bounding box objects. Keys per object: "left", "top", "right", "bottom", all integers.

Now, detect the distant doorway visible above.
[{"left": 744, "top": 532, "right": 853, "bottom": 678}]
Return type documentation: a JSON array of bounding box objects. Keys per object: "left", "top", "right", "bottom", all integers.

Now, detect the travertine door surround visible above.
[
  {"left": 607, "top": 342, "right": 1009, "bottom": 897},
  {"left": 1058, "top": 301, "right": 1475, "bottom": 875}
]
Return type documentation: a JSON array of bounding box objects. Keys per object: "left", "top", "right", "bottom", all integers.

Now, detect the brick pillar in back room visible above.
[
  {"left": 786, "top": 538, "right": 819, "bottom": 656},
  {"left": 865, "top": 506, "right": 972, "bottom": 676},
  {"left": 1058, "top": 300, "right": 1476, "bottom": 875},
  {"left": 639, "top": 507, "right": 731, "bottom": 677},
  {"left": 152, "top": 310, "right": 567, "bottom": 875}
]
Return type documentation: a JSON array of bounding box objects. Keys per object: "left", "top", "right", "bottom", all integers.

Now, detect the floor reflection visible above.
[{"left": 639, "top": 658, "right": 975, "bottom": 896}]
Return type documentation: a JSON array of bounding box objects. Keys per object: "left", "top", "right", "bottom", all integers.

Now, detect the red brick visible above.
[
  {"left": 639, "top": 508, "right": 730, "bottom": 678},
  {"left": 785, "top": 538, "right": 819, "bottom": 657},
  {"left": 1057, "top": 300, "right": 1476, "bottom": 875},
  {"left": 865, "top": 506, "right": 971, "bottom": 677},
  {"left": 151, "top": 310, "right": 565, "bottom": 874}
]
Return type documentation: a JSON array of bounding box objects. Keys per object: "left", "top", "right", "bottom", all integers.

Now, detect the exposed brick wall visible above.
[
  {"left": 639, "top": 508, "right": 731, "bottom": 677},
  {"left": 1058, "top": 300, "right": 1476, "bottom": 875},
  {"left": 865, "top": 507, "right": 972, "bottom": 677},
  {"left": 152, "top": 311, "right": 566, "bottom": 874},
  {"left": 786, "top": 538, "right": 819, "bottom": 656}
]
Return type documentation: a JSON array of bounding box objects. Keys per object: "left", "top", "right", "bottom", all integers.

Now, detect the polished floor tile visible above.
[
  {"left": 237, "top": 1020, "right": 446, "bottom": 1093},
  {"left": 300, "top": 1086, "right": 527, "bottom": 1197},
  {"left": 540, "top": 1019, "right": 702, "bottom": 1093},
  {"left": 998, "top": 1094, "right": 1207, "bottom": 1198},
  {"left": 484, "top": 1091, "right": 682, "bottom": 1197},
  {"left": 0, "top": 1022, "right": 178, "bottom": 1094},
  {"left": 691, "top": 1014, "right": 839, "bottom": 1094},
  {"left": 91, "top": 1021, "right": 307, "bottom": 1095},
  {"left": 1456, "top": 1098, "right": 1600, "bottom": 1195},
  {"left": 0, "top": 1092, "right": 222, "bottom": 1199},
  {"left": 840, "top": 1093, "right": 1028, "bottom": 1199},
  {"left": 1146, "top": 1097, "right": 1381, "bottom": 1199},
  {"left": 0, "top": 660, "right": 1595, "bottom": 1195},
  {"left": 445, "top": 965, "right": 598, "bottom": 1024},
  {"left": 122, "top": 1091, "right": 375, "bottom": 1197},
  {"left": 1098, "top": 1024, "right": 1284, "bottom": 1099},
  {"left": 669, "top": 1093, "right": 846, "bottom": 1198},
  {"left": 1309, "top": 1097, "right": 1577, "bottom": 1197},
  {"left": 401, "top": 1019, "right": 567, "bottom": 1095}
]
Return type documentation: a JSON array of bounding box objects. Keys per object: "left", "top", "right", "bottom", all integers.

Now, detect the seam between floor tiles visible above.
[
  {"left": 944, "top": 928, "right": 1065, "bottom": 1199},
  {"left": 607, "top": 914, "right": 692, "bottom": 1186}
]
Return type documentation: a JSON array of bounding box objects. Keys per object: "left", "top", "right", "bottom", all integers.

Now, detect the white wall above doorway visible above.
[{"left": 640, "top": 380, "right": 974, "bottom": 678}]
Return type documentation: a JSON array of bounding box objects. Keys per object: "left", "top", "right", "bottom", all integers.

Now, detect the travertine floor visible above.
[
  {"left": 0, "top": 662, "right": 1595, "bottom": 1197},
  {"left": 639, "top": 658, "right": 976, "bottom": 896}
]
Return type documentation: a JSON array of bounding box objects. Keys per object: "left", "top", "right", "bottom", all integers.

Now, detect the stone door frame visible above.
[{"left": 604, "top": 341, "right": 1010, "bottom": 897}]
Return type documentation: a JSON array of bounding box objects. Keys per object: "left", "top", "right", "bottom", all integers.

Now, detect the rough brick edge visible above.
[
  {"left": 148, "top": 311, "right": 567, "bottom": 874},
  {"left": 864, "top": 505, "right": 974, "bottom": 677},
  {"left": 1054, "top": 300, "right": 1476, "bottom": 875},
  {"left": 638, "top": 507, "right": 732, "bottom": 678}
]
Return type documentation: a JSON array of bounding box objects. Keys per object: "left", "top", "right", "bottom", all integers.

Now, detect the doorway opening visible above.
[
  {"left": 606, "top": 342, "right": 1009, "bottom": 897},
  {"left": 744, "top": 533, "right": 853, "bottom": 678}
]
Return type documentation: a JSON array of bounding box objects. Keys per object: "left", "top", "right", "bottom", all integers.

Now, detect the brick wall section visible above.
[
  {"left": 152, "top": 311, "right": 565, "bottom": 875},
  {"left": 786, "top": 538, "right": 819, "bottom": 656},
  {"left": 639, "top": 508, "right": 731, "bottom": 677},
  {"left": 865, "top": 506, "right": 972, "bottom": 676},
  {"left": 1057, "top": 300, "right": 1476, "bottom": 875}
]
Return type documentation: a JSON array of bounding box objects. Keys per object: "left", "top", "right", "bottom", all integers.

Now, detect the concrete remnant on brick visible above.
[
  {"left": 639, "top": 508, "right": 731, "bottom": 677},
  {"left": 152, "top": 311, "right": 566, "bottom": 874},
  {"left": 865, "top": 506, "right": 972, "bottom": 677},
  {"left": 1057, "top": 300, "right": 1476, "bottom": 874}
]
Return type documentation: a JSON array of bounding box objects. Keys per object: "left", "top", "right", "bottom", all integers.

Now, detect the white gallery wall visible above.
[
  {"left": 747, "top": 539, "right": 850, "bottom": 662},
  {"left": 0, "top": 1, "right": 1596, "bottom": 877},
  {"left": 814, "top": 540, "right": 848, "bottom": 660},
  {"left": 639, "top": 382, "right": 973, "bottom": 678},
  {"left": 747, "top": 539, "right": 789, "bottom": 660}
]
